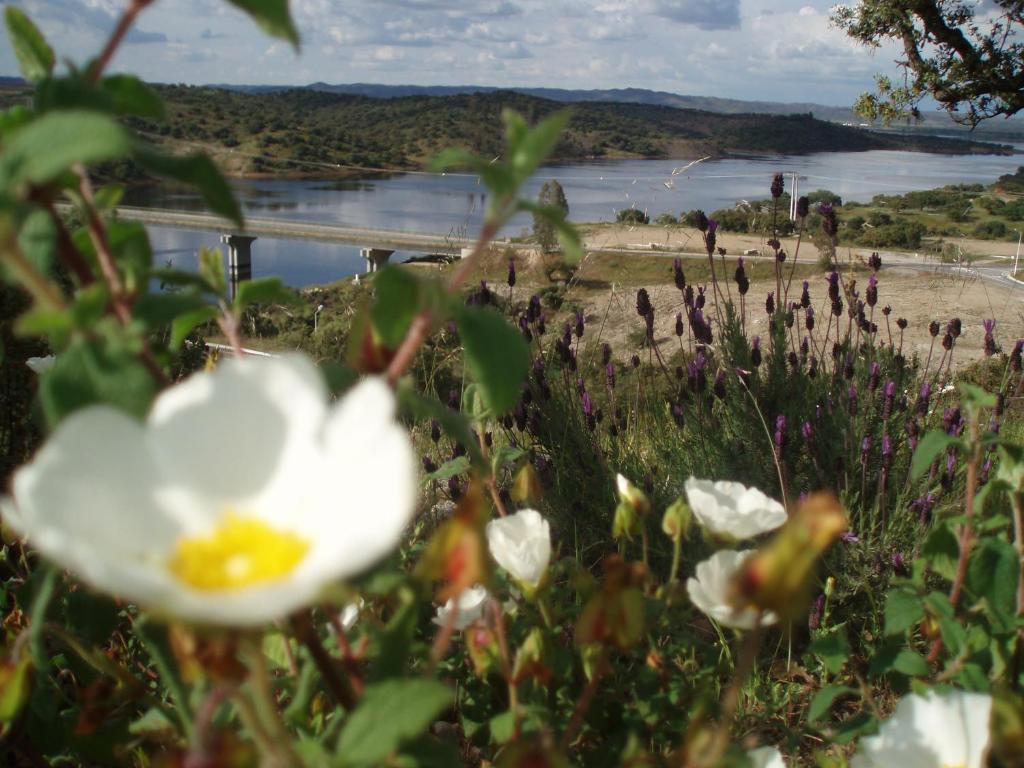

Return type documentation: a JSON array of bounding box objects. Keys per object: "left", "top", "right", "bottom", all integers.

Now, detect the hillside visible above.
[{"left": 1, "top": 85, "right": 1010, "bottom": 180}]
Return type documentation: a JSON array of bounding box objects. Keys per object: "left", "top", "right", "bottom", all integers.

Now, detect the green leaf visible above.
[
  {"left": 4, "top": 7, "right": 54, "bottom": 83},
  {"left": 336, "top": 678, "right": 452, "bottom": 767},
  {"left": 425, "top": 456, "right": 470, "bottom": 482},
  {"left": 101, "top": 75, "right": 165, "bottom": 120},
  {"left": 911, "top": 430, "right": 960, "bottom": 481},
  {"left": 17, "top": 208, "right": 58, "bottom": 277},
  {"left": 455, "top": 306, "right": 530, "bottom": 415},
  {"left": 884, "top": 588, "right": 924, "bottom": 636},
  {"left": 397, "top": 385, "right": 485, "bottom": 471},
  {"left": 922, "top": 523, "right": 959, "bottom": 581},
  {"left": 170, "top": 305, "right": 219, "bottom": 351},
  {"left": 39, "top": 338, "right": 157, "bottom": 426},
  {"left": 234, "top": 276, "right": 297, "bottom": 310},
  {"left": 0, "top": 111, "right": 132, "bottom": 187},
  {"left": 224, "top": 0, "right": 299, "bottom": 47},
  {"left": 198, "top": 247, "right": 227, "bottom": 297},
  {"left": 370, "top": 266, "right": 420, "bottom": 348},
  {"left": 965, "top": 537, "right": 1018, "bottom": 632},
  {"left": 959, "top": 382, "right": 997, "bottom": 408},
  {"left": 508, "top": 109, "right": 570, "bottom": 181},
  {"left": 808, "top": 631, "right": 851, "bottom": 675},
  {"left": 133, "top": 147, "right": 243, "bottom": 226},
  {"left": 128, "top": 708, "right": 176, "bottom": 737},
  {"left": 134, "top": 292, "right": 209, "bottom": 331},
  {"left": 0, "top": 653, "right": 32, "bottom": 723},
  {"left": 808, "top": 685, "right": 858, "bottom": 723},
  {"left": 891, "top": 649, "right": 930, "bottom": 677}
]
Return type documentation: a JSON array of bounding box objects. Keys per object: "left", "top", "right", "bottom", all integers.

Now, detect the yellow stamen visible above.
[{"left": 168, "top": 513, "right": 309, "bottom": 591}]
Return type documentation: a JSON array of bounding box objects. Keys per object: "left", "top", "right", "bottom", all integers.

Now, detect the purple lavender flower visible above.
[
  {"left": 675, "top": 312, "right": 685, "bottom": 337},
  {"left": 881, "top": 381, "right": 896, "bottom": 421},
  {"left": 713, "top": 369, "right": 727, "bottom": 400},
  {"left": 796, "top": 196, "right": 809, "bottom": 218},
  {"left": 694, "top": 210, "right": 709, "bottom": 232},
  {"left": 527, "top": 294, "right": 541, "bottom": 322},
  {"left": 868, "top": 362, "right": 880, "bottom": 393},
  {"left": 826, "top": 271, "right": 840, "bottom": 303},
  {"left": 695, "top": 286, "right": 706, "bottom": 309},
  {"left": 984, "top": 319, "right": 996, "bottom": 357},
  {"left": 770, "top": 172, "right": 785, "bottom": 199},
  {"left": 841, "top": 531, "right": 861, "bottom": 544},
  {"left": 673, "top": 258, "right": 686, "bottom": 291},
  {"left": 847, "top": 385, "right": 859, "bottom": 417},
  {"left": 575, "top": 311, "right": 585, "bottom": 339},
  {"left": 606, "top": 363, "right": 616, "bottom": 389},
  {"left": 507, "top": 259, "right": 516, "bottom": 288},
  {"left": 866, "top": 274, "right": 878, "bottom": 308},
  {"left": 805, "top": 305, "right": 815, "bottom": 331},
  {"left": 636, "top": 288, "right": 652, "bottom": 317},
  {"left": 430, "top": 419, "right": 441, "bottom": 443},
  {"left": 1012, "top": 340, "right": 1023, "bottom": 372},
  {"left": 519, "top": 315, "right": 533, "bottom": 342},
  {"left": 422, "top": 455, "right": 438, "bottom": 474},
  {"left": 631, "top": 354, "right": 641, "bottom": 369},
  {"left": 896, "top": 317, "right": 907, "bottom": 330},
  {"left": 916, "top": 383, "right": 931, "bottom": 416},
  {"left": 808, "top": 593, "right": 825, "bottom": 631},
  {"left": 800, "top": 281, "right": 811, "bottom": 309},
  {"left": 929, "top": 320, "right": 940, "bottom": 337},
  {"left": 751, "top": 336, "right": 762, "bottom": 368},
  {"left": 819, "top": 203, "right": 838, "bottom": 237},
  {"left": 765, "top": 291, "right": 775, "bottom": 315},
  {"left": 774, "top": 414, "right": 786, "bottom": 452},
  {"left": 801, "top": 421, "right": 813, "bottom": 443},
  {"left": 734, "top": 258, "right": 749, "bottom": 295}
]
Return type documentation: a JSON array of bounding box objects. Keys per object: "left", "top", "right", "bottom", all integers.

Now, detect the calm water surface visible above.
[{"left": 134, "top": 150, "right": 1021, "bottom": 288}]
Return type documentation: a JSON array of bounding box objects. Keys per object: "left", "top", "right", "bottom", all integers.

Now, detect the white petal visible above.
[
  {"left": 747, "top": 746, "right": 786, "bottom": 768},
  {"left": 25, "top": 356, "right": 55, "bottom": 374},
  {"left": 298, "top": 377, "right": 417, "bottom": 580},
  {"left": 9, "top": 407, "right": 181, "bottom": 597},
  {"left": 486, "top": 508, "right": 551, "bottom": 587},
  {"left": 685, "top": 477, "right": 786, "bottom": 539},
  {"left": 686, "top": 550, "right": 778, "bottom": 631},
  {"left": 852, "top": 691, "right": 992, "bottom": 768},
  {"left": 434, "top": 585, "right": 490, "bottom": 631},
  {"left": 147, "top": 355, "right": 327, "bottom": 521}
]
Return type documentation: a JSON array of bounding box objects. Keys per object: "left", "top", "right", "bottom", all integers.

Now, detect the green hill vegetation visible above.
[{"left": 0, "top": 85, "right": 1008, "bottom": 180}]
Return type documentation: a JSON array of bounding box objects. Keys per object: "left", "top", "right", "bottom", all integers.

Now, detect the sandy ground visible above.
[
  {"left": 502, "top": 224, "right": 1024, "bottom": 371},
  {"left": 578, "top": 222, "right": 1023, "bottom": 261}
]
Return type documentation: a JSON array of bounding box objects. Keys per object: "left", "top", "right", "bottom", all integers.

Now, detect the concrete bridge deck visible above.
[{"left": 107, "top": 206, "right": 478, "bottom": 254}]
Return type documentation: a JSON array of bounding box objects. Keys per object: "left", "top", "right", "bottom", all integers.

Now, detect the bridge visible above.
[{"left": 111, "top": 206, "right": 476, "bottom": 254}]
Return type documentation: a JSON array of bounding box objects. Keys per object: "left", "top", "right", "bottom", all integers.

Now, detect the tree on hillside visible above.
[
  {"left": 534, "top": 180, "right": 570, "bottom": 252},
  {"left": 832, "top": 0, "right": 1024, "bottom": 126}
]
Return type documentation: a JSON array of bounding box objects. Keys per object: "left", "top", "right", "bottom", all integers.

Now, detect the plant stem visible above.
[
  {"left": 290, "top": 611, "right": 356, "bottom": 711},
  {"left": 88, "top": 0, "right": 156, "bottom": 84}
]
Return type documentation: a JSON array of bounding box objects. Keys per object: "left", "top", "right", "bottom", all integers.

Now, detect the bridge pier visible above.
[
  {"left": 221, "top": 234, "right": 257, "bottom": 299},
  {"left": 361, "top": 247, "right": 394, "bottom": 274}
]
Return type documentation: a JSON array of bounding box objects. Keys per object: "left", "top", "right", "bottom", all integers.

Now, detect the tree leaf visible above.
[
  {"left": 455, "top": 306, "right": 530, "bottom": 415},
  {"left": 170, "top": 305, "right": 219, "bottom": 350},
  {"left": 336, "top": 678, "right": 452, "bottom": 766},
  {"left": 884, "top": 588, "right": 924, "bottom": 636},
  {"left": 133, "top": 146, "right": 243, "bottom": 226},
  {"left": 234, "top": 276, "right": 297, "bottom": 310},
  {"left": 965, "top": 537, "right": 1018, "bottom": 632},
  {"left": 808, "top": 631, "right": 851, "bottom": 675},
  {"left": 101, "top": 74, "right": 165, "bottom": 120},
  {"left": 370, "top": 266, "right": 421, "bottom": 348},
  {"left": 808, "top": 685, "right": 858, "bottom": 723},
  {"left": 4, "top": 7, "right": 54, "bottom": 83},
  {"left": 508, "top": 109, "right": 570, "bottom": 182},
  {"left": 39, "top": 339, "right": 157, "bottom": 426},
  {"left": 133, "top": 291, "right": 209, "bottom": 331},
  {"left": 224, "top": 0, "right": 299, "bottom": 47},
  {"left": 425, "top": 456, "right": 470, "bottom": 482},
  {"left": 911, "top": 430, "right": 960, "bottom": 481},
  {"left": 0, "top": 111, "right": 132, "bottom": 187}
]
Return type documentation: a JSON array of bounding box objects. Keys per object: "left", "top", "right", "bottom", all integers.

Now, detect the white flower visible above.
[
  {"left": 747, "top": 747, "right": 786, "bottom": 768},
  {"left": 433, "top": 585, "right": 490, "bottom": 631},
  {"left": 851, "top": 690, "right": 992, "bottom": 768},
  {"left": 486, "top": 508, "right": 551, "bottom": 589},
  {"left": 684, "top": 477, "right": 786, "bottom": 540},
  {"left": 3, "top": 355, "right": 417, "bottom": 627},
  {"left": 25, "top": 356, "right": 55, "bottom": 374},
  {"left": 686, "top": 550, "right": 779, "bottom": 631}
]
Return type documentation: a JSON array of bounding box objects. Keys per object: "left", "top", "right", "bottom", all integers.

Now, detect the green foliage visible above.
[
  {"left": 455, "top": 305, "right": 530, "bottom": 415},
  {"left": 4, "top": 7, "right": 54, "bottom": 83}
]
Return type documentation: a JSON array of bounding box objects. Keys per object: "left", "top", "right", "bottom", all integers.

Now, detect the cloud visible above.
[{"left": 650, "top": 0, "right": 741, "bottom": 30}]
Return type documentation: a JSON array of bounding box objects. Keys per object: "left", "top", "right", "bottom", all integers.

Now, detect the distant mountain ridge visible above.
[{"left": 204, "top": 81, "right": 1021, "bottom": 139}]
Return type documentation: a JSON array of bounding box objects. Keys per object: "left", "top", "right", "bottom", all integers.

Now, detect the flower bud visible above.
[
  {"left": 661, "top": 497, "right": 692, "bottom": 542},
  {"left": 730, "top": 492, "right": 848, "bottom": 620}
]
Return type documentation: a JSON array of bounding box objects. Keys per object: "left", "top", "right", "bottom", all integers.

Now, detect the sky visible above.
[{"left": 0, "top": 0, "right": 911, "bottom": 106}]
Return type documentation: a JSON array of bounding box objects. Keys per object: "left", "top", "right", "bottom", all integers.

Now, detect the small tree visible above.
[{"left": 533, "top": 179, "right": 569, "bottom": 252}]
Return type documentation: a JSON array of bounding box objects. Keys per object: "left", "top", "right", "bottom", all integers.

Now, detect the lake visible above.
[{"left": 132, "top": 149, "right": 1021, "bottom": 288}]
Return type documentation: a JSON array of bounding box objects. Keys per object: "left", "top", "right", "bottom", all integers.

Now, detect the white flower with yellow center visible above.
[
  {"left": 686, "top": 550, "right": 779, "bottom": 631},
  {"left": 684, "top": 477, "right": 786, "bottom": 540},
  {"left": 1, "top": 355, "right": 416, "bottom": 627},
  {"left": 486, "top": 509, "right": 551, "bottom": 591},
  {"left": 851, "top": 690, "right": 992, "bottom": 768}
]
